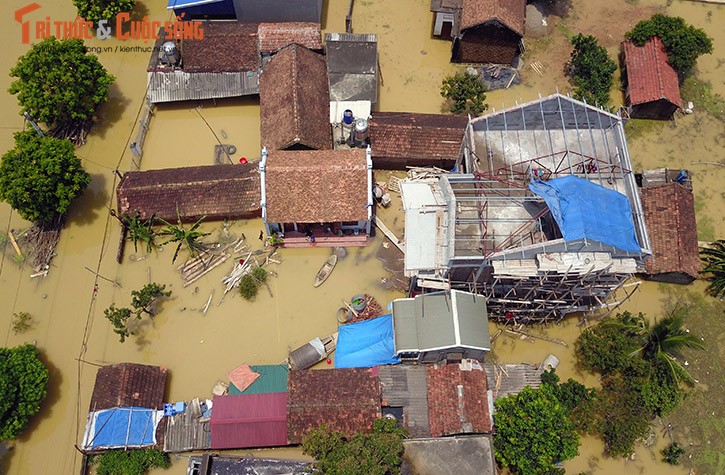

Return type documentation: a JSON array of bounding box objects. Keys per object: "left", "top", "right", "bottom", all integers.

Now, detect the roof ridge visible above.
[{"left": 290, "top": 45, "right": 301, "bottom": 146}]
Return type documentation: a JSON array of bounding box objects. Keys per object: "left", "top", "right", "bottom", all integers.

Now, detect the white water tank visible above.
[
  {"left": 353, "top": 118, "right": 369, "bottom": 148},
  {"left": 160, "top": 41, "right": 180, "bottom": 67}
]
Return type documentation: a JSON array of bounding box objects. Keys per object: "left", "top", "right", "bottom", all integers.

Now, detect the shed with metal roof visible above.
[
  {"left": 210, "top": 393, "right": 288, "bottom": 449},
  {"left": 392, "top": 290, "right": 490, "bottom": 363}
]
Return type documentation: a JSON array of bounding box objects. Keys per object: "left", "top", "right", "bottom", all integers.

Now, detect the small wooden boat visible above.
[{"left": 313, "top": 254, "right": 338, "bottom": 287}]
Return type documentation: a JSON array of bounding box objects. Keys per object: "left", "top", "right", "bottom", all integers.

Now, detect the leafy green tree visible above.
[
  {"left": 131, "top": 282, "right": 171, "bottom": 316},
  {"left": 541, "top": 369, "right": 597, "bottom": 433},
  {"left": 0, "top": 345, "right": 49, "bottom": 440},
  {"left": 159, "top": 213, "right": 210, "bottom": 264},
  {"left": 91, "top": 448, "right": 170, "bottom": 475},
  {"left": 441, "top": 72, "right": 488, "bottom": 115},
  {"left": 493, "top": 385, "right": 579, "bottom": 474},
  {"left": 104, "top": 305, "right": 133, "bottom": 343},
  {"left": 567, "top": 34, "right": 617, "bottom": 106},
  {"left": 72, "top": 0, "right": 135, "bottom": 26},
  {"left": 8, "top": 38, "right": 115, "bottom": 140},
  {"left": 302, "top": 419, "right": 407, "bottom": 475},
  {"left": 575, "top": 311, "right": 643, "bottom": 375},
  {"left": 662, "top": 442, "right": 685, "bottom": 465},
  {"left": 700, "top": 240, "right": 725, "bottom": 298},
  {"left": 626, "top": 14, "right": 713, "bottom": 77},
  {"left": 0, "top": 131, "right": 91, "bottom": 223},
  {"left": 595, "top": 374, "right": 651, "bottom": 457}
]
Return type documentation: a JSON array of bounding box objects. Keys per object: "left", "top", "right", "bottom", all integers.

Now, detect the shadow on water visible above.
[
  {"left": 65, "top": 173, "right": 109, "bottom": 228},
  {"left": 91, "top": 83, "right": 130, "bottom": 140}
]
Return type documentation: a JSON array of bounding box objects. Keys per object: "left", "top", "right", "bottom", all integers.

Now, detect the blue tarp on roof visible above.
[
  {"left": 528, "top": 175, "right": 641, "bottom": 253},
  {"left": 335, "top": 314, "right": 400, "bottom": 368},
  {"left": 167, "top": 0, "right": 225, "bottom": 8},
  {"left": 83, "top": 407, "right": 163, "bottom": 450}
]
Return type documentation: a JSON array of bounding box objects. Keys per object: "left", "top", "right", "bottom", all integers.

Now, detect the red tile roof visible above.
[
  {"left": 264, "top": 149, "right": 369, "bottom": 223},
  {"left": 258, "top": 22, "right": 322, "bottom": 54},
  {"left": 623, "top": 37, "right": 682, "bottom": 108},
  {"left": 460, "top": 0, "right": 526, "bottom": 35},
  {"left": 641, "top": 183, "right": 699, "bottom": 280},
  {"left": 90, "top": 363, "right": 168, "bottom": 411},
  {"left": 259, "top": 44, "right": 332, "bottom": 150},
  {"left": 210, "top": 393, "right": 288, "bottom": 449},
  {"left": 287, "top": 368, "right": 381, "bottom": 444},
  {"left": 116, "top": 164, "right": 261, "bottom": 223},
  {"left": 426, "top": 364, "right": 491, "bottom": 437},
  {"left": 181, "top": 22, "right": 259, "bottom": 72},
  {"left": 369, "top": 112, "right": 467, "bottom": 165}
]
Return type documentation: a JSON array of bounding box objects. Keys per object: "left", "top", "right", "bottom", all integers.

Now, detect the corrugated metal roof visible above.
[
  {"left": 325, "top": 33, "right": 378, "bottom": 103},
  {"left": 147, "top": 70, "right": 259, "bottom": 104},
  {"left": 210, "top": 393, "right": 288, "bottom": 449},
  {"left": 378, "top": 366, "right": 430, "bottom": 438},
  {"left": 229, "top": 365, "right": 289, "bottom": 395},
  {"left": 393, "top": 291, "right": 490, "bottom": 354}
]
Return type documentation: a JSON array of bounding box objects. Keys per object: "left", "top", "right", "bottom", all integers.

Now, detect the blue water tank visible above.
[{"left": 343, "top": 109, "right": 354, "bottom": 125}]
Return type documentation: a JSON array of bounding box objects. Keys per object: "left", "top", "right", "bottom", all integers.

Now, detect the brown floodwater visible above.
[{"left": 0, "top": 0, "right": 722, "bottom": 474}]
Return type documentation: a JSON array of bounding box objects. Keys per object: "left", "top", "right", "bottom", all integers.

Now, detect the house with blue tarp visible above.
[
  {"left": 168, "top": 0, "right": 323, "bottom": 22},
  {"left": 401, "top": 93, "right": 651, "bottom": 323},
  {"left": 82, "top": 407, "right": 164, "bottom": 450},
  {"left": 334, "top": 314, "right": 400, "bottom": 368}
]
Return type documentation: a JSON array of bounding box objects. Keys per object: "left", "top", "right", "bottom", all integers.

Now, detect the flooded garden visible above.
[{"left": 0, "top": 0, "right": 723, "bottom": 473}]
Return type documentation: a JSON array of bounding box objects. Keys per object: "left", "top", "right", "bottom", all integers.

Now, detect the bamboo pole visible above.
[{"left": 8, "top": 230, "right": 22, "bottom": 258}]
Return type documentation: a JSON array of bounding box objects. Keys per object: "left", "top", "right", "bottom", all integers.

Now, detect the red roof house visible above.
[
  {"left": 258, "top": 22, "right": 322, "bottom": 55},
  {"left": 641, "top": 182, "right": 699, "bottom": 284},
  {"left": 259, "top": 44, "right": 332, "bottom": 150},
  {"left": 260, "top": 149, "right": 371, "bottom": 247},
  {"left": 369, "top": 112, "right": 467, "bottom": 169},
  {"left": 90, "top": 363, "right": 168, "bottom": 411},
  {"left": 452, "top": 0, "right": 526, "bottom": 65},
  {"left": 287, "top": 368, "right": 381, "bottom": 444},
  {"left": 623, "top": 37, "right": 682, "bottom": 120},
  {"left": 426, "top": 363, "right": 491, "bottom": 437},
  {"left": 210, "top": 393, "right": 288, "bottom": 449}
]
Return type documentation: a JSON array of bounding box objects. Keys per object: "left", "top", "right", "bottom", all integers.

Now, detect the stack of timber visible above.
[
  {"left": 178, "top": 239, "right": 243, "bottom": 288},
  {"left": 221, "top": 248, "right": 280, "bottom": 294}
]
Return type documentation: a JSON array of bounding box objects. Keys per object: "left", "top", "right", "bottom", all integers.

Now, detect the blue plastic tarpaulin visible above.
[
  {"left": 335, "top": 314, "right": 400, "bottom": 368},
  {"left": 82, "top": 407, "right": 163, "bottom": 449},
  {"left": 528, "top": 175, "right": 641, "bottom": 253}
]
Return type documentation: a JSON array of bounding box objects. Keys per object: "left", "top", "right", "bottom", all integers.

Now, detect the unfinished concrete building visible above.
[{"left": 401, "top": 93, "right": 651, "bottom": 323}]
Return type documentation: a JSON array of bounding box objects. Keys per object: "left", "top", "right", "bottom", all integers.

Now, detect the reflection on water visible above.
[{"left": 0, "top": 0, "right": 722, "bottom": 473}]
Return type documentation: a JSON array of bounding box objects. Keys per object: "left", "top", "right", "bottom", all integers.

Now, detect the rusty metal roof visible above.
[
  {"left": 287, "top": 368, "right": 381, "bottom": 444},
  {"left": 210, "top": 393, "right": 288, "bottom": 449},
  {"left": 623, "top": 37, "right": 682, "bottom": 108},
  {"left": 90, "top": 363, "right": 168, "bottom": 411},
  {"left": 264, "top": 149, "right": 368, "bottom": 223},
  {"left": 259, "top": 44, "right": 332, "bottom": 150}
]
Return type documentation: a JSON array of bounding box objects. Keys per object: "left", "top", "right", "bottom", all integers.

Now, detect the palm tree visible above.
[
  {"left": 700, "top": 240, "right": 725, "bottom": 299},
  {"left": 634, "top": 308, "right": 705, "bottom": 384},
  {"left": 158, "top": 212, "right": 210, "bottom": 263}
]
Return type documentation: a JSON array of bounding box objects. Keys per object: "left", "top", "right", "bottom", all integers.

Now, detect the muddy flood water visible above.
[{"left": 0, "top": 0, "right": 723, "bottom": 473}]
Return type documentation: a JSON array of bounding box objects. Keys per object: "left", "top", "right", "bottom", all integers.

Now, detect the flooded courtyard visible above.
[{"left": 0, "top": 0, "right": 723, "bottom": 473}]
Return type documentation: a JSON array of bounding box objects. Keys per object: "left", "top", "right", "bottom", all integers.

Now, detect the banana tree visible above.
[{"left": 158, "top": 211, "right": 210, "bottom": 263}]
